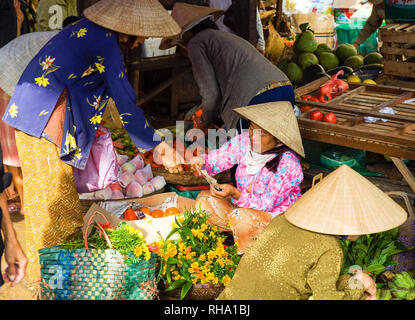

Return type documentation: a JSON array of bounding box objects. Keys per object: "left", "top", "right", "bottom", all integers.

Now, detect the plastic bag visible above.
[
  {"left": 73, "top": 126, "right": 118, "bottom": 193},
  {"left": 320, "top": 146, "right": 366, "bottom": 170}
]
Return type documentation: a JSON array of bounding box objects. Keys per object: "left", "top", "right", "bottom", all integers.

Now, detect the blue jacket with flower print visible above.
[{"left": 2, "top": 18, "right": 160, "bottom": 170}]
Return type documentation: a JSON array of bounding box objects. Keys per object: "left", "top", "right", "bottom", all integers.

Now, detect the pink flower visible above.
[{"left": 41, "top": 56, "right": 55, "bottom": 70}]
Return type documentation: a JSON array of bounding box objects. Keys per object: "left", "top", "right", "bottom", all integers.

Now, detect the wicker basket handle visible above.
[
  {"left": 386, "top": 191, "right": 414, "bottom": 218},
  {"left": 312, "top": 173, "right": 324, "bottom": 188},
  {"left": 83, "top": 211, "right": 114, "bottom": 250}
]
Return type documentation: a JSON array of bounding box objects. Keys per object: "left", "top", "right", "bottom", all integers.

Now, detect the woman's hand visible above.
[
  {"left": 210, "top": 183, "right": 241, "bottom": 200},
  {"left": 355, "top": 272, "right": 377, "bottom": 300},
  {"left": 189, "top": 156, "right": 205, "bottom": 176},
  {"left": 3, "top": 240, "right": 27, "bottom": 287}
]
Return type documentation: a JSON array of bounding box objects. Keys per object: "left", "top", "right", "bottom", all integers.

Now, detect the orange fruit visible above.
[
  {"left": 164, "top": 207, "right": 180, "bottom": 217},
  {"left": 140, "top": 207, "right": 151, "bottom": 216},
  {"left": 195, "top": 108, "right": 203, "bottom": 118},
  {"left": 123, "top": 208, "right": 137, "bottom": 221},
  {"left": 151, "top": 209, "right": 165, "bottom": 218}
]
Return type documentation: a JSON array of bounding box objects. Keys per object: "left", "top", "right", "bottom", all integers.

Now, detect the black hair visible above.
[
  {"left": 263, "top": 145, "right": 295, "bottom": 173},
  {"left": 63, "top": 16, "right": 81, "bottom": 28},
  {"left": 190, "top": 18, "right": 219, "bottom": 36}
]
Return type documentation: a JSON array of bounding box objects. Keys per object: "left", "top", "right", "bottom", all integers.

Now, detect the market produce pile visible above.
[
  {"left": 377, "top": 271, "right": 415, "bottom": 300},
  {"left": 152, "top": 208, "right": 241, "bottom": 299},
  {"left": 339, "top": 228, "right": 415, "bottom": 300},
  {"left": 278, "top": 23, "right": 384, "bottom": 86},
  {"left": 79, "top": 127, "right": 167, "bottom": 201},
  {"left": 58, "top": 207, "right": 240, "bottom": 300}
]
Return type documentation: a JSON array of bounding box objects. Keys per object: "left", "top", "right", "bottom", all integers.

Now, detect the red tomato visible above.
[
  {"left": 323, "top": 112, "right": 337, "bottom": 124},
  {"left": 123, "top": 208, "right": 137, "bottom": 221},
  {"left": 308, "top": 98, "right": 321, "bottom": 103},
  {"left": 300, "top": 105, "right": 313, "bottom": 113},
  {"left": 309, "top": 110, "right": 323, "bottom": 121},
  {"left": 301, "top": 95, "right": 312, "bottom": 101}
]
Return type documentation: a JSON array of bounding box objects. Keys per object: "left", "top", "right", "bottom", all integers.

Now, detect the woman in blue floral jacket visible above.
[{"left": 1, "top": 0, "right": 181, "bottom": 282}]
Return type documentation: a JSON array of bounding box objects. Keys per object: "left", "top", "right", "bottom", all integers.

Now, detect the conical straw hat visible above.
[
  {"left": 159, "top": 3, "right": 224, "bottom": 50},
  {"left": 285, "top": 165, "right": 408, "bottom": 235},
  {"left": 83, "top": 0, "right": 181, "bottom": 38},
  {"left": 234, "top": 101, "right": 305, "bottom": 158}
]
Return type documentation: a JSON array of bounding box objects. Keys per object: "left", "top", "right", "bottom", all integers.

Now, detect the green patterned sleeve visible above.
[{"left": 306, "top": 248, "right": 365, "bottom": 300}]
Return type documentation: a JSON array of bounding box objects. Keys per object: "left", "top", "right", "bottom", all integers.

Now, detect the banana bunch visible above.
[{"left": 386, "top": 272, "right": 415, "bottom": 300}]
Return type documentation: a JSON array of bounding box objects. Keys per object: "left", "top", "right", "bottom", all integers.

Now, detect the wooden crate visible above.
[
  {"left": 295, "top": 78, "right": 415, "bottom": 160},
  {"left": 380, "top": 23, "right": 415, "bottom": 79}
]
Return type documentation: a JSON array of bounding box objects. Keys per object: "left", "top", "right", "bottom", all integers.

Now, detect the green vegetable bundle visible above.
[{"left": 339, "top": 228, "right": 410, "bottom": 278}]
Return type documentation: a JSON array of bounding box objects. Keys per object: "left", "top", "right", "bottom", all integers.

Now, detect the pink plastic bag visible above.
[{"left": 73, "top": 126, "right": 118, "bottom": 193}]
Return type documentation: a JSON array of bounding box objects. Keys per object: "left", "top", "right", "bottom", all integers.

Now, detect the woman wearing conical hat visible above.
[
  {"left": 191, "top": 102, "right": 305, "bottom": 254},
  {"left": 1, "top": 0, "right": 182, "bottom": 282},
  {"left": 218, "top": 165, "right": 408, "bottom": 300}
]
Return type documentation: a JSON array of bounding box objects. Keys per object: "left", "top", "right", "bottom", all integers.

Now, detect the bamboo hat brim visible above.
[
  {"left": 159, "top": 3, "right": 224, "bottom": 50},
  {"left": 285, "top": 165, "right": 408, "bottom": 235},
  {"left": 234, "top": 101, "right": 305, "bottom": 158},
  {"left": 83, "top": 0, "right": 181, "bottom": 38}
]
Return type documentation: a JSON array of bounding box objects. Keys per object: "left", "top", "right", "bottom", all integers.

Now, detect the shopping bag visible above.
[{"left": 73, "top": 126, "right": 118, "bottom": 193}]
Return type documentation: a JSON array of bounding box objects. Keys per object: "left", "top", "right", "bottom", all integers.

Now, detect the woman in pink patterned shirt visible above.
[{"left": 192, "top": 102, "right": 305, "bottom": 254}]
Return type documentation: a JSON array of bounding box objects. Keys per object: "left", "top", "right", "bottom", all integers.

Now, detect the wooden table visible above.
[
  {"left": 295, "top": 78, "right": 415, "bottom": 193},
  {"left": 127, "top": 54, "right": 192, "bottom": 117}
]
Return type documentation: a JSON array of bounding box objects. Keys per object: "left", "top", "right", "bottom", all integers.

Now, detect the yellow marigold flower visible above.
[
  {"left": 192, "top": 218, "right": 198, "bottom": 223},
  {"left": 192, "top": 277, "right": 198, "bottom": 284},
  {"left": 144, "top": 251, "right": 151, "bottom": 261},
  {"left": 210, "top": 231, "right": 216, "bottom": 238},
  {"left": 218, "top": 259, "right": 225, "bottom": 268},
  {"left": 207, "top": 272, "right": 215, "bottom": 281},
  {"left": 77, "top": 28, "right": 87, "bottom": 38},
  {"left": 201, "top": 224, "right": 208, "bottom": 232},
  {"left": 207, "top": 251, "right": 216, "bottom": 261},
  {"left": 199, "top": 254, "right": 206, "bottom": 262},
  {"left": 134, "top": 246, "right": 143, "bottom": 257},
  {"left": 178, "top": 217, "right": 184, "bottom": 223},
  {"left": 8, "top": 103, "right": 18, "bottom": 118},
  {"left": 191, "top": 262, "right": 199, "bottom": 269},
  {"left": 95, "top": 62, "right": 105, "bottom": 73},
  {"left": 35, "top": 76, "right": 50, "bottom": 87},
  {"left": 222, "top": 275, "right": 231, "bottom": 286},
  {"left": 212, "top": 277, "right": 219, "bottom": 285},
  {"left": 201, "top": 278, "right": 209, "bottom": 284}
]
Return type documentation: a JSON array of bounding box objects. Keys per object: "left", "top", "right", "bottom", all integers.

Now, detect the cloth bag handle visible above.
[
  {"left": 386, "top": 191, "right": 414, "bottom": 218},
  {"left": 83, "top": 211, "right": 114, "bottom": 250}
]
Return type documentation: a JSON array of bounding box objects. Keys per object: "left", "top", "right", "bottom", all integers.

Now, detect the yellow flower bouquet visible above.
[{"left": 149, "top": 207, "right": 241, "bottom": 299}]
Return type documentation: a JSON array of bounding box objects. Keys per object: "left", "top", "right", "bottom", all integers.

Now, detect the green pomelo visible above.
[
  {"left": 344, "top": 55, "right": 364, "bottom": 70},
  {"left": 364, "top": 52, "right": 383, "bottom": 65},
  {"left": 295, "top": 30, "right": 318, "bottom": 53},
  {"left": 315, "top": 43, "right": 332, "bottom": 57},
  {"left": 318, "top": 52, "right": 339, "bottom": 71},
  {"left": 299, "top": 52, "right": 319, "bottom": 70},
  {"left": 285, "top": 62, "right": 303, "bottom": 84},
  {"left": 335, "top": 43, "right": 358, "bottom": 65}
]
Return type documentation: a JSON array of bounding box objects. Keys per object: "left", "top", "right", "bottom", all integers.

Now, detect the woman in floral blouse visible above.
[
  {"left": 191, "top": 101, "right": 304, "bottom": 254},
  {"left": 1, "top": 0, "right": 181, "bottom": 282}
]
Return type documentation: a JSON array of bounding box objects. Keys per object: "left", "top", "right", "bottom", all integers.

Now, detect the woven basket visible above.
[
  {"left": 39, "top": 211, "right": 158, "bottom": 300},
  {"left": 162, "top": 282, "right": 224, "bottom": 300},
  {"left": 151, "top": 167, "right": 231, "bottom": 186}
]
